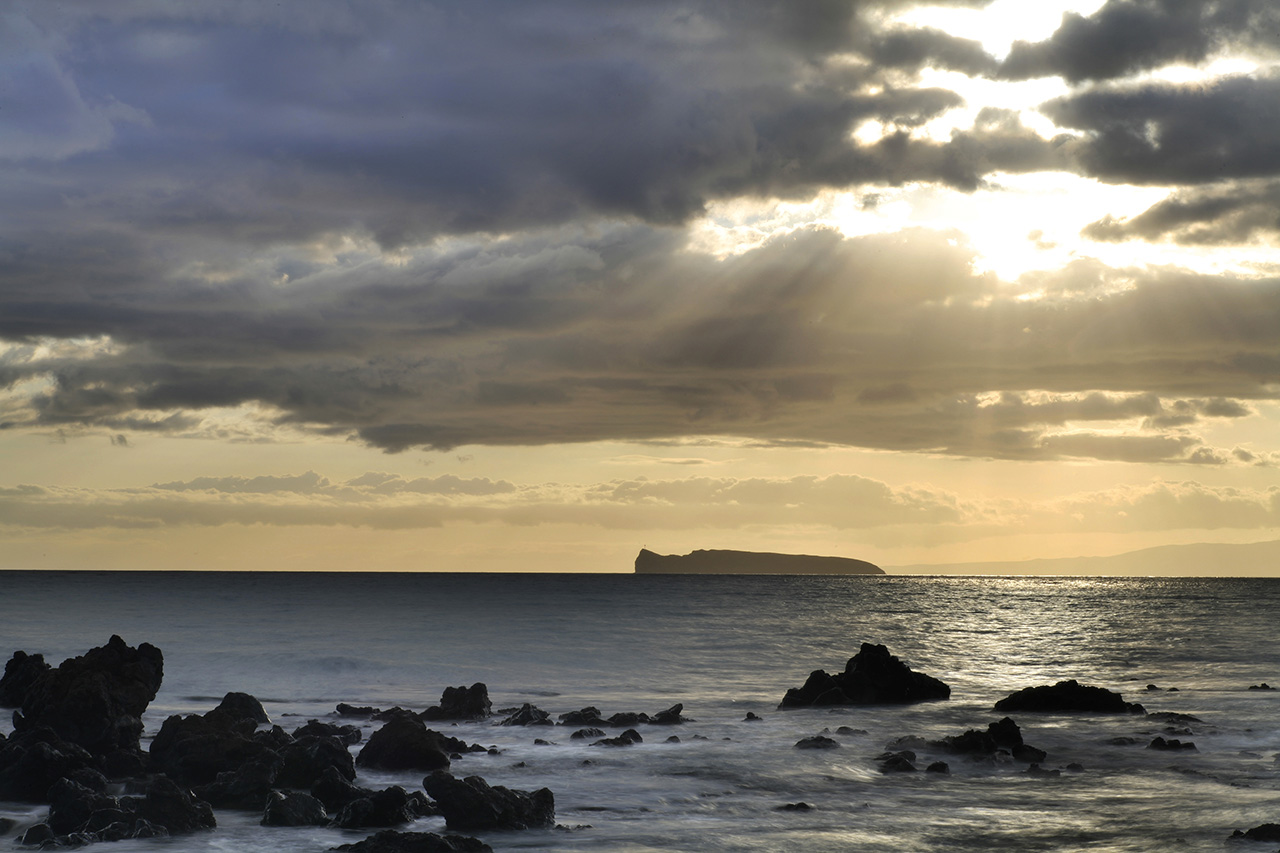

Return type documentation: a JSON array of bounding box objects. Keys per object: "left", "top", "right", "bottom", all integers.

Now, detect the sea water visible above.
[{"left": 2, "top": 571, "right": 1280, "bottom": 852}]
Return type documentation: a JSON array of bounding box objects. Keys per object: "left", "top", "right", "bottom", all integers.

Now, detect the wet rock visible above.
[
  {"left": 206, "top": 692, "right": 270, "bottom": 727},
  {"left": 664, "top": 736, "right": 680, "bottom": 743},
  {"left": 795, "top": 736, "right": 840, "bottom": 750},
  {"left": 422, "top": 771, "right": 555, "bottom": 831},
  {"left": 591, "top": 729, "right": 642, "bottom": 747},
  {"left": 1148, "top": 736, "right": 1196, "bottom": 751},
  {"left": 47, "top": 776, "right": 122, "bottom": 836},
  {"left": 777, "top": 802, "right": 813, "bottom": 811},
  {"left": 558, "top": 707, "right": 608, "bottom": 727},
  {"left": 20, "top": 823, "right": 55, "bottom": 846},
  {"left": 743, "top": 712, "right": 762, "bottom": 722},
  {"left": 994, "top": 680, "right": 1145, "bottom": 714},
  {"left": 330, "top": 786, "right": 435, "bottom": 829},
  {"left": 877, "top": 751, "right": 918, "bottom": 773},
  {"left": 0, "top": 727, "right": 98, "bottom": 802},
  {"left": 569, "top": 728, "right": 605, "bottom": 740},
  {"left": 605, "top": 711, "right": 650, "bottom": 727},
  {"left": 650, "top": 704, "right": 693, "bottom": 725},
  {"left": 136, "top": 774, "right": 217, "bottom": 834},
  {"left": 149, "top": 705, "right": 277, "bottom": 787},
  {"left": 311, "top": 765, "right": 376, "bottom": 813},
  {"left": 779, "top": 643, "right": 950, "bottom": 708},
  {"left": 262, "top": 790, "right": 329, "bottom": 826},
  {"left": 422, "top": 684, "right": 491, "bottom": 721},
  {"left": 13, "top": 635, "right": 164, "bottom": 758},
  {"left": 0, "top": 816, "right": 13, "bottom": 836},
  {"left": 331, "top": 829, "right": 493, "bottom": 853},
  {"left": 533, "top": 739, "right": 556, "bottom": 746},
  {"left": 0, "top": 651, "right": 50, "bottom": 708},
  {"left": 926, "top": 761, "right": 950, "bottom": 773},
  {"left": 1247, "top": 683, "right": 1275, "bottom": 691},
  {"left": 498, "top": 703, "right": 554, "bottom": 726},
  {"left": 356, "top": 716, "right": 451, "bottom": 772},
  {"left": 931, "top": 717, "right": 1047, "bottom": 763},
  {"left": 293, "top": 720, "right": 363, "bottom": 745},
  {"left": 278, "top": 734, "right": 356, "bottom": 788},
  {"left": 1025, "top": 763, "right": 1060, "bottom": 777},
  {"left": 336, "top": 703, "right": 381, "bottom": 717},
  {"left": 1230, "top": 823, "right": 1280, "bottom": 842},
  {"left": 195, "top": 754, "right": 283, "bottom": 810}
]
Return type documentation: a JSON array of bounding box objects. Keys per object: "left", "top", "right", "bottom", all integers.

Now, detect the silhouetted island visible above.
[{"left": 634, "top": 548, "right": 884, "bottom": 575}]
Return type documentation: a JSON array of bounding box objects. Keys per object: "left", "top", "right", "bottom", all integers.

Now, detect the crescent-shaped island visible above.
[{"left": 634, "top": 548, "right": 884, "bottom": 575}]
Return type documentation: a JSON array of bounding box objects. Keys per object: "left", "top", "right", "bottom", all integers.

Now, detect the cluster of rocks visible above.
[
  {"left": 492, "top": 702, "right": 692, "bottom": 728},
  {"left": 0, "top": 640, "right": 556, "bottom": 850}
]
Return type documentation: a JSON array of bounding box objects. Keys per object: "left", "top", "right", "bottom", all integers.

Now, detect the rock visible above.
[
  {"left": 926, "top": 761, "right": 950, "bottom": 773},
  {"left": 650, "top": 703, "right": 692, "bottom": 725},
  {"left": 994, "top": 680, "right": 1144, "bottom": 714},
  {"left": 293, "top": 720, "right": 363, "bottom": 745},
  {"left": 779, "top": 643, "right": 950, "bottom": 708},
  {"left": 336, "top": 703, "right": 381, "bottom": 717},
  {"left": 777, "top": 802, "right": 813, "bottom": 811},
  {"left": 311, "top": 765, "right": 377, "bottom": 813},
  {"left": 1231, "top": 823, "right": 1280, "bottom": 842},
  {"left": 533, "top": 738, "right": 556, "bottom": 746},
  {"left": 205, "top": 692, "right": 270, "bottom": 727},
  {"left": 664, "top": 735, "right": 680, "bottom": 743},
  {"left": 1248, "top": 683, "right": 1275, "bottom": 691},
  {"left": 878, "top": 751, "right": 917, "bottom": 773},
  {"left": 330, "top": 786, "right": 434, "bottom": 829},
  {"left": 20, "top": 823, "right": 56, "bottom": 846},
  {"left": 194, "top": 754, "right": 283, "bottom": 810},
  {"left": 0, "top": 728, "right": 98, "bottom": 802},
  {"left": 1025, "top": 763, "right": 1060, "bottom": 777},
  {"left": 47, "top": 776, "right": 122, "bottom": 835},
  {"left": 559, "top": 707, "right": 608, "bottom": 726},
  {"left": 930, "top": 717, "right": 1046, "bottom": 763},
  {"left": 744, "top": 712, "right": 762, "bottom": 722},
  {"left": 13, "top": 635, "right": 164, "bottom": 758},
  {"left": 422, "top": 772, "right": 555, "bottom": 831},
  {"left": 0, "top": 816, "right": 13, "bottom": 835},
  {"left": 605, "top": 711, "right": 649, "bottom": 727},
  {"left": 590, "top": 729, "right": 642, "bottom": 747},
  {"left": 0, "top": 651, "right": 50, "bottom": 708},
  {"left": 795, "top": 736, "right": 840, "bottom": 750},
  {"left": 149, "top": 706, "right": 277, "bottom": 786},
  {"left": 356, "top": 716, "right": 451, "bottom": 772},
  {"left": 422, "top": 684, "right": 491, "bottom": 721},
  {"left": 278, "top": 734, "right": 356, "bottom": 788},
  {"left": 498, "top": 703, "right": 554, "bottom": 726},
  {"left": 332, "top": 829, "right": 493, "bottom": 852},
  {"left": 136, "top": 774, "right": 217, "bottom": 834},
  {"left": 1148, "top": 736, "right": 1196, "bottom": 751},
  {"left": 569, "top": 728, "right": 605, "bottom": 740},
  {"left": 262, "top": 790, "right": 329, "bottom": 826}
]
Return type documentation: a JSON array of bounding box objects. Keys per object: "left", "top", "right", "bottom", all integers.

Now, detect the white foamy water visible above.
[{"left": 3, "top": 571, "right": 1280, "bottom": 851}]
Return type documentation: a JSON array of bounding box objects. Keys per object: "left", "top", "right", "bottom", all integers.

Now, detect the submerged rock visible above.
[
  {"left": 994, "top": 680, "right": 1144, "bottom": 714},
  {"left": 780, "top": 643, "right": 951, "bottom": 708},
  {"left": 332, "top": 829, "right": 493, "bottom": 852},
  {"left": 422, "top": 772, "right": 555, "bottom": 831}
]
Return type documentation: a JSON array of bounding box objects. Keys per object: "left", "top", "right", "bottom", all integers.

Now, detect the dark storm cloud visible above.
[
  {"left": 1083, "top": 181, "right": 1280, "bottom": 245},
  {"left": 1000, "top": 0, "right": 1280, "bottom": 83},
  {"left": 1044, "top": 71, "right": 1280, "bottom": 185},
  {"left": 5, "top": 224, "right": 1276, "bottom": 463}
]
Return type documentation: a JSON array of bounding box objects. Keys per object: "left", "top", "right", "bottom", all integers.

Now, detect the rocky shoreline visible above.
[{"left": 1, "top": 636, "right": 1276, "bottom": 849}]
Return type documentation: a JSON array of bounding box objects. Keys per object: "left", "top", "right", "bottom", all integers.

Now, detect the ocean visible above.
[{"left": 2, "top": 571, "right": 1279, "bottom": 851}]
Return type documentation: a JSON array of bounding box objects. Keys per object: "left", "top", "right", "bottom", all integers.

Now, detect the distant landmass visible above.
[{"left": 635, "top": 548, "right": 884, "bottom": 575}]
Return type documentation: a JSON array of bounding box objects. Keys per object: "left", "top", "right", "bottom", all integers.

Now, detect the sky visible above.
[{"left": 2, "top": 0, "right": 1280, "bottom": 574}]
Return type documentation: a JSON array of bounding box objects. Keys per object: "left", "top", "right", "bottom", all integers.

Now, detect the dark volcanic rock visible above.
[
  {"left": 312, "top": 765, "right": 376, "bottom": 812},
  {"left": 994, "top": 680, "right": 1144, "bottom": 714},
  {"left": 498, "top": 703, "right": 554, "bottom": 726},
  {"left": 558, "top": 707, "right": 608, "bottom": 727},
  {"left": 0, "top": 651, "right": 50, "bottom": 708},
  {"left": 931, "top": 717, "right": 1046, "bottom": 762},
  {"left": 780, "top": 643, "right": 950, "bottom": 708},
  {"left": 1148, "top": 736, "right": 1196, "bottom": 751},
  {"left": 278, "top": 735, "right": 356, "bottom": 789},
  {"left": 650, "top": 704, "right": 692, "bottom": 724},
  {"left": 336, "top": 703, "right": 381, "bottom": 717},
  {"left": 0, "top": 728, "right": 98, "bottom": 802},
  {"left": 1231, "top": 823, "right": 1280, "bottom": 842},
  {"left": 137, "top": 774, "right": 217, "bottom": 834},
  {"left": 422, "top": 684, "right": 491, "bottom": 721},
  {"left": 591, "top": 729, "right": 642, "bottom": 747},
  {"left": 206, "top": 692, "right": 270, "bottom": 727},
  {"left": 356, "top": 716, "right": 451, "bottom": 772},
  {"left": 423, "top": 772, "right": 555, "bottom": 831},
  {"left": 262, "top": 790, "right": 329, "bottom": 826},
  {"left": 195, "top": 754, "right": 282, "bottom": 810},
  {"left": 294, "top": 719, "right": 363, "bottom": 745},
  {"left": 13, "top": 635, "right": 163, "bottom": 757},
  {"left": 569, "top": 728, "right": 605, "bottom": 740},
  {"left": 795, "top": 736, "right": 840, "bottom": 750},
  {"left": 877, "top": 751, "right": 918, "bottom": 773},
  {"left": 330, "top": 786, "right": 434, "bottom": 829},
  {"left": 332, "top": 829, "right": 493, "bottom": 853},
  {"left": 150, "top": 706, "right": 277, "bottom": 787}
]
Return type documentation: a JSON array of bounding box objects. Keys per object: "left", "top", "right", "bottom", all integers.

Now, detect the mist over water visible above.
[{"left": 3, "top": 571, "right": 1280, "bottom": 851}]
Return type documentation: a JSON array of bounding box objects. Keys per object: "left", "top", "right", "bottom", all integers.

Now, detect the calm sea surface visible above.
[{"left": 2, "top": 571, "right": 1279, "bottom": 851}]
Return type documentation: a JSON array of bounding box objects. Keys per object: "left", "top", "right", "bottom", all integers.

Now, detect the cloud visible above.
[
  {"left": 1000, "top": 0, "right": 1280, "bottom": 83},
  {"left": 1082, "top": 181, "right": 1280, "bottom": 245},
  {"left": 1044, "top": 71, "right": 1280, "bottom": 185}
]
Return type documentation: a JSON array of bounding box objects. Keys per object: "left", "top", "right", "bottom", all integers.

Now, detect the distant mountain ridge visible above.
[
  {"left": 888, "top": 538, "right": 1280, "bottom": 576},
  {"left": 635, "top": 548, "right": 884, "bottom": 575}
]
